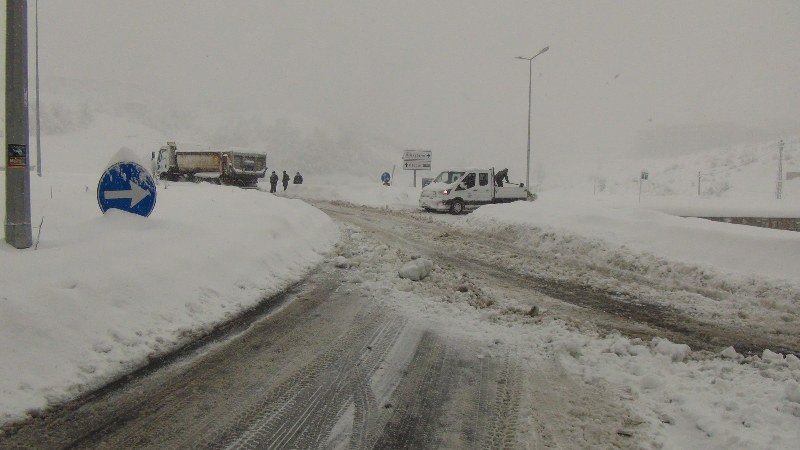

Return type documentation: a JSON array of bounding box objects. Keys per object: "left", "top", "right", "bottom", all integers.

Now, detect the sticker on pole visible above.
[
  {"left": 7, "top": 144, "right": 27, "bottom": 167},
  {"left": 97, "top": 162, "right": 157, "bottom": 217}
]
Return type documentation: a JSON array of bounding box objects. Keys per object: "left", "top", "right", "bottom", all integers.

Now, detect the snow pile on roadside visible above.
[
  {"left": 440, "top": 197, "right": 800, "bottom": 324},
  {"left": 555, "top": 333, "right": 800, "bottom": 449},
  {"left": 0, "top": 174, "right": 338, "bottom": 425},
  {"left": 461, "top": 196, "right": 800, "bottom": 283},
  {"left": 333, "top": 225, "right": 800, "bottom": 449},
  {"left": 277, "top": 179, "right": 420, "bottom": 209}
]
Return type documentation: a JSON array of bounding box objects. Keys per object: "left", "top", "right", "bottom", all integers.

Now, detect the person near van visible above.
[
  {"left": 494, "top": 168, "right": 510, "bottom": 187},
  {"left": 269, "top": 171, "right": 278, "bottom": 193},
  {"left": 282, "top": 171, "right": 290, "bottom": 191},
  {"left": 293, "top": 172, "right": 303, "bottom": 184}
]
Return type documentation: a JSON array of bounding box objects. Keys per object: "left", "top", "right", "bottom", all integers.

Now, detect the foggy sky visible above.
[{"left": 33, "top": 0, "right": 800, "bottom": 173}]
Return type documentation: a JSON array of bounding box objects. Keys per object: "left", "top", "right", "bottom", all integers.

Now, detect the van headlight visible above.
[{"left": 442, "top": 189, "right": 450, "bottom": 195}]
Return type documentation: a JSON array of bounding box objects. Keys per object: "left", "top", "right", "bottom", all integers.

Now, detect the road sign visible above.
[
  {"left": 97, "top": 162, "right": 157, "bottom": 217},
  {"left": 402, "top": 150, "right": 431, "bottom": 161},
  {"left": 381, "top": 172, "right": 391, "bottom": 183},
  {"left": 403, "top": 160, "right": 431, "bottom": 170}
]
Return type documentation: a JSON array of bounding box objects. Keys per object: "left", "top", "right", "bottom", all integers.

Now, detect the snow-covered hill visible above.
[{"left": 13, "top": 77, "right": 400, "bottom": 180}]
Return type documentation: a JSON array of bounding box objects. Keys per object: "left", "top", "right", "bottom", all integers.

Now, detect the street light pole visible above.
[
  {"left": 516, "top": 46, "right": 548, "bottom": 196},
  {"left": 35, "top": 0, "right": 42, "bottom": 177}
]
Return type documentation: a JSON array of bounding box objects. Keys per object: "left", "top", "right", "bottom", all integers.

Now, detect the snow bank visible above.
[
  {"left": 0, "top": 173, "right": 338, "bottom": 424},
  {"left": 556, "top": 330, "right": 800, "bottom": 450},
  {"left": 458, "top": 195, "right": 800, "bottom": 283}
]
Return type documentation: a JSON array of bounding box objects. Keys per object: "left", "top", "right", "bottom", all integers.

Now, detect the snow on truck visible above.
[
  {"left": 152, "top": 142, "right": 267, "bottom": 187},
  {"left": 419, "top": 168, "right": 529, "bottom": 214}
]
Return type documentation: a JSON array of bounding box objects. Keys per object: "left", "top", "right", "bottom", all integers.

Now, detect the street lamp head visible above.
[
  {"left": 541, "top": 46, "right": 549, "bottom": 53},
  {"left": 515, "top": 56, "right": 528, "bottom": 60}
]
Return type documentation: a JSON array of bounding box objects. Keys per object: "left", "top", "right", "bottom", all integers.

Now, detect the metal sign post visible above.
[
  {"left": 5, "top": 0, "right": 33, "bottom": 249},
  {"left": 402, "top": 150, "right": 432, "bottom": 188}
]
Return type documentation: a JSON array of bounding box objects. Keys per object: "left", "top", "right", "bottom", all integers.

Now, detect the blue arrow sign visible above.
[
  {"left": 97, "top": 162, "right": 157, "bottom": 217},
  {"left": 381, "top": 172, "right": 391, "bottom": 183}
]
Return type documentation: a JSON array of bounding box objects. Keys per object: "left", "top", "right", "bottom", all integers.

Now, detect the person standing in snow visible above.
[
  {"left": 282, "top": 170, "right": 290, "bottom": 191},
  {"left": 494, "top": 168, "right": 510, "bottom": 187},
  {"left": 293, "top": 172, "right": 303, "bottom": 184},
  {"left": 269, "top": 171, "right": 278, "bottom": 193}
]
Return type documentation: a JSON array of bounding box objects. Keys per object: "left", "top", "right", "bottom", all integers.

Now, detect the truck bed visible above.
[
  {"left": 176, "top": 152, "right": 221, "bottom": 173},
  {"left": 495, "top": 185, "right": 527, "bottom": 200}
]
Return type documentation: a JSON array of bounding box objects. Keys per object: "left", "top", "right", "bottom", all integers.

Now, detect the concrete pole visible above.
[{"left": 5, "top": 0, "right": 33, "bottom": 249}]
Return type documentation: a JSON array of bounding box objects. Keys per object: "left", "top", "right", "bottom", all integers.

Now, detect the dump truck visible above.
[
  {"left": 419, "top": 168, "right": 529, "bottom": 214},
  {"left": 152, "top": 142, "right": 267, "bottom": 187}
]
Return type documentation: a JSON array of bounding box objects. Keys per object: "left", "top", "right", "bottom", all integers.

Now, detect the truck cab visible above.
[{"left": 419, "top": 168, "right": 528, "bottom": 214}]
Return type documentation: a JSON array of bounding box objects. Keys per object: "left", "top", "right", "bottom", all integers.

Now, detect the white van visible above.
[{"left": 419, "top": 168, "right": 528, "bottom": 214}]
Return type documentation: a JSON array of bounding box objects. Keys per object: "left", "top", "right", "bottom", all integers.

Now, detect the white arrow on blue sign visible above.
[
  {"left": 381, "top": 172, "right": 391, "bottom": 183},
  {"left": 97, "top": 161, "right": 157, "bottom": 217}
]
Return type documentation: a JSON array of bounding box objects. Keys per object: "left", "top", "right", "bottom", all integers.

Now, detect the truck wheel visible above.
[{"left": 450, "top": 199, "right": 465, "bottom": 215}]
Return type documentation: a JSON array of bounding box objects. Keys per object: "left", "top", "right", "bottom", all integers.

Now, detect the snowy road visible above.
[
  {"left": 2, "top": 201, "right": 798, "bottom": 448},
  {"left": 322, "top": 202, "right": 799, "bottom": 357}
]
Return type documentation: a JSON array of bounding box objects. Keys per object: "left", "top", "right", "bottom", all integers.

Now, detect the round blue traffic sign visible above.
[
  {"left": 97, "top": 162, "right": 157, "bottom": 217},
  {"left": 381, "top": 172, "right": 391, "bottom": 183}
]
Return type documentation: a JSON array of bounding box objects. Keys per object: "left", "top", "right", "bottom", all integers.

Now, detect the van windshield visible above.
[{"left": 433, "top": 171, "right": 465, "bottom": 184}]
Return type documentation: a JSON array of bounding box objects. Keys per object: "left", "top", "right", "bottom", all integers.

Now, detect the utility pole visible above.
[
  {"left": 515, "top": 46, "right": 548, "bottom": 198},
  {"left": 777, "top": 139, "right": 784, "bottom": 200},
  {"left": 35, "top": 0, "right": 42, "bottom": 177},
  {"left": 5, "top": 0, "right": 33, "bottom": 249}
]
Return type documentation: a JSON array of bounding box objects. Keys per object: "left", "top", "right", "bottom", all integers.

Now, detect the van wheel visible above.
[{"left": 450, "top": 199, "right": 465, "bottom": 215}]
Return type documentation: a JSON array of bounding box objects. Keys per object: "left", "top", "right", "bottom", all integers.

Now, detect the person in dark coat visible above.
[
  {"left": 293, "top": 172, "right": 303, "bottom": 184},
  {"left": 282, "top": 171, "right": 290, "bottom": 191},
  {"left": 269, "top": 171, "right": 278, "bottom": 193},
  {"left": 494, "top": 168, "right": 510, "bottom": 187}
]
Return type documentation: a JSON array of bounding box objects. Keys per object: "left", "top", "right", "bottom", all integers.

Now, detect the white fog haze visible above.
[{"left": 8, "top": 0, "right": 795, "bottom": 183}]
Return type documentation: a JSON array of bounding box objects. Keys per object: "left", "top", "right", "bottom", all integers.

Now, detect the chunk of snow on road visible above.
[
  {"left": 720, "top": 346, "right": 739, "bottom": 359},
  {"left": 334, "top": 256, "right": 350, "bottom": 268},
  {"left": 787, "top": 381, "right": 800, "bottom": 403},
  {"left": 398, "top": 258, "right": 433, "bottom": 281},
  {"left": 651, "top": 338, "right": 691, "bottom": 362}
]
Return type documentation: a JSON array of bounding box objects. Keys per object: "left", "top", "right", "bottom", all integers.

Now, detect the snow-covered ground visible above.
[
  {"left": 332, "top": 223, "right": 800, "bottom": 449},
  {"left": 0, "top": 117, "right": 339, "bottom": 424},
  {"left": 282, "top": 138, "right": 800, "bottom": 448},
  {"left": 278, "top": 178, "right": 420, "bottom": 209},
  {"left": 2, "top": 89, "right": 798, "bottom": 446}
]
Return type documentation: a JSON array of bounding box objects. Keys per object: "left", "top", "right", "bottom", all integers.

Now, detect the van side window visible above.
[
  {"left": 479, "top": 173, "right": 488, "bottom": 186},
  {"left": 463, "top": 173, "right": 476, "bottom": 189}
]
